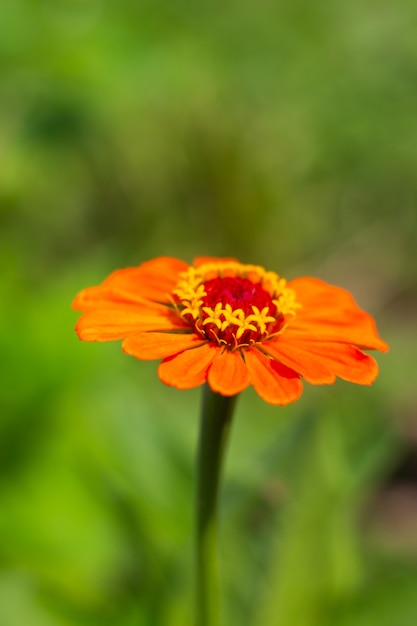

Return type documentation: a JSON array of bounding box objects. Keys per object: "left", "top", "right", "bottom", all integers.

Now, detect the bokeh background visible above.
[{"left": 1, "top": 1, "right": 417, "bottom": 625}]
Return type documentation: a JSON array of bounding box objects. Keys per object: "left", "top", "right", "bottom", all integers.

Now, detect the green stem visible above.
[{"left": 195, "top": 384, "right": 238, "bottom": 626}]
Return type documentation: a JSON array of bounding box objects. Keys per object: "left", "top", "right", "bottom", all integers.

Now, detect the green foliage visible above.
[{"left": 1, "top": 0, "right": 416, "bottom": 624}]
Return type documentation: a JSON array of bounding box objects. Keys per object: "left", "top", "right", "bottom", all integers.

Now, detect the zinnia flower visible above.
[{"left": 73, "top": 256, "right": 388, "bottom": 405}]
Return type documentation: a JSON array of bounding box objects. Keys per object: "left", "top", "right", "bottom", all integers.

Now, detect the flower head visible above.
[{"left": 73, "top": 256, "right": 388, "bottom": 405}]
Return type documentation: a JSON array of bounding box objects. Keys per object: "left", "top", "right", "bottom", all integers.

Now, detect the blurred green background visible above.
[{"left": 1, "top": 1, "right": 416, "bottom": 624}]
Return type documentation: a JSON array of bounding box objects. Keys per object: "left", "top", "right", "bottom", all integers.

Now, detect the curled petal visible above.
[
  {"left": 158, "top": 344, "right": 219, "bottom": 389},
  {"left": 263, "top": 337, "right": 336, "bottom": 385},
  {"left": 287, "top": 277, "right": 389, "bottom": 352},
  {"left": 123, "top": 332, "right": 206, "bottom": 360},
  {"left": 264, "top": 337, "right": 379, "bottom": 385},
  {"left": 208, "top": 350, "right": 251, "bottom": 396},
  {"left": 244, "top": 349, "right": 303, "bottom": 406}
]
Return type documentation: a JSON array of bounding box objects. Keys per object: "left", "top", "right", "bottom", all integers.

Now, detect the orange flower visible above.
[{"left": 73, "top": 256, "right": 388, "bottom": 405}]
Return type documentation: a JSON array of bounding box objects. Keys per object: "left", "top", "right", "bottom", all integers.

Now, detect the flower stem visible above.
[{"left": 195, "top": 384, "right": 238, "bottom": 626}]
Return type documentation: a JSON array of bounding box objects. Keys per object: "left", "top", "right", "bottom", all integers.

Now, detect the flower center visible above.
[{"left": 172, "top": 261, "right": 301, "bottom": 350}]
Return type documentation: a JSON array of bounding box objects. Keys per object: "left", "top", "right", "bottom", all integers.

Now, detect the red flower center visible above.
[
  {"left": 199, "top": 276, "right": 280, "bottom": 347},
  {"left": 172, "top": 261, "right": 300, "bottom": 350},
  {"left": 202, "top": 276, "right": 277, "bottom": 317}
]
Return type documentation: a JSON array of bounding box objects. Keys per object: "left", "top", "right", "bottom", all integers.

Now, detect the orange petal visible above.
[
  {"left": 265, "top": 337, "right": 379, "bottom": 385},
  {"left": 244, "top": 349, "right": 303, "bottom": 406},
  {"left": 208, "top": 350, "right": 251, "bottom": 396},
  {"left": 75, "top": 307, "right": 187, "bottom": 341},
  {"left": 72, "top": 287, "right": 170, "bottom": 312},
  {"left": 122, "top": 332, "right": 206, "bottom": 360},
  {"left": 287, "top": 277, "right": 389, "bottom": 352},
  {"left": 124, "top": 256, "right": 189, "bottom": 301},
  {"left": 158, "top": 344, "right": 219, "bottom": 390},
  {"left": 263, "top": 337, "right": 336, "bottom": 385},
  {"left": 73, "top": 257, "right": 189, "bottom": 311},
  {"left": 276, "top": 341, "right": 378, "bottom": 385}
]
